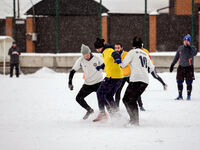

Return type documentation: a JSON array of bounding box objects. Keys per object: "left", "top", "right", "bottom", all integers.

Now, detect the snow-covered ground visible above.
[{"left": 0, "top": 67, "right": 200, "bottom": 150}]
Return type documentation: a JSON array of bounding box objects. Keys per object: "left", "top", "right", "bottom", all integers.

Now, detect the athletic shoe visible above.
[
  {"left": 140, "top": 106, "right": 146, "bottom": 111},
  {"left": 186, "top": 95, "right": 191, "bottom": 100},
  {"left": 93, "top": 112, "right": 108, "bottom": 122},
  {"left": 127, "top": 120, "right": 139, "bottom": 126},
  {"left": 175, "top": 96, "right": 183, "bottom": 100},
  {"left": 163, "top": 84, "right": 168, "bottom": 90},
  {"left": 83, "top": 109, "right": 94, "bottom": 120}
]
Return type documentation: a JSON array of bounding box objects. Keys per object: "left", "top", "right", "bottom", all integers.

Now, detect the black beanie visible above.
[
  {"left": 132, "top": 36, "right": 143, "bottom": 48},
  {"left": 94, "top": 38, "right": 105, "bottom": 49}
]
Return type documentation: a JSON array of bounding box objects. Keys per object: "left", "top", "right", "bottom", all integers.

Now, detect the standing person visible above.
[
  {"left": 142, "top": 46, "right": 168, "bottom": 90},
  {"left": 114, "top": 43, "right": 146, "bottom": 111},
  {"left": 170, "top": 34, "right": 198, "bottom": 100},
  {"left": 121, "top": 37, "right": 154, "bottom": 125},
  {"left": 68, "top": 44, "right": 104, "bottom": 120},
  {"left": 93, "top": 38, "right": 123, "bottom": 122},
  {"left": 8, "top": 41, "right": 20, "bottom": 78}
]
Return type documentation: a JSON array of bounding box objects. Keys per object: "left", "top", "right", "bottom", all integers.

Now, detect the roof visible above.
[
  {"left": 0, "top": 0, "right": 169, "bottom": 19},
  {"left": 26, "top": 0, "right": 108, "bottom": 16}
]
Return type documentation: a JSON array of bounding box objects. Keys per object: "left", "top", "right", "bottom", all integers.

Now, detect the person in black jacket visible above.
[
  {"left": 170, "top": 34, "right": 198, "bottom": 100},
  {"left": 8, "top": 41, "right": 20, "bottom": 77}
]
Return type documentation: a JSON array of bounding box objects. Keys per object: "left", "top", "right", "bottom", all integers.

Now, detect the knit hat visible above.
[
  {"left": 94, "top": 38, "right": 105, "bottom": 49},
  {"left": 12, "top": 41, "right": 16, "bottom": 44},
  {"left": 183, "top": 34, "right": 191, "bottom": 42},
  {"left": 132, "top": 36, "right": 143, "bottom": 48},
  {"left": 81, "top": 44, "right": 91, "bottom": 55}
]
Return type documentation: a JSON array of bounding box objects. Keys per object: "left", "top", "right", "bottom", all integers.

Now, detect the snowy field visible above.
[{"left": 0, "top": 67, "right": 200, "bottom": 150}]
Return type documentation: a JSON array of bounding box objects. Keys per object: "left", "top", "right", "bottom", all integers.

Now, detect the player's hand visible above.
[
  {"left": 115, "top": 58, "right": 122, "bottom": 64},
  {"left": 12, "top": 51, "right": 19, "bottom": 55},
  {"left": 68, "top": 83, "right": 74, "bottom": 90},
  {"left": 96, "top": 66, "right": 102, "bottom": 71}
]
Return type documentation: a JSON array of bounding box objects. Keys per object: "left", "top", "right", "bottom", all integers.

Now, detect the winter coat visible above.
[
  {"left": 8, "top": 46, "right": 21, "bottom": 64},
  {"left": 172, "top": 45, "right": 197, "bottom": 67}
]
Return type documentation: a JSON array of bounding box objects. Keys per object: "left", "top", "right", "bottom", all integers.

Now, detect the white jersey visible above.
[
  {"left": 72, "top": 54, "right": 104, "bottom": 85},
  {"left": 121, "top": 48, "right": 154, "bottom": 84}
]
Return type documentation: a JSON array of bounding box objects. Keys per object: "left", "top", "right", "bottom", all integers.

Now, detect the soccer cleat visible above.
[
  {"left": 186, "top": 95, "right": 191, "bottom": 100},
  {"left": 175, "top": 95, "right": 183, "bottom": 100},
  {"left": 83, "top": 109, "right": 94, "bottom": 120},
  {"left": 163, "top": 84, "right": 168, "bottom": 90},
  {"left": 93, "top": 112, "right": 108, "bottom": 122},
  {"left": 140, "top": 106, "right": 146, "bottom": 111}
]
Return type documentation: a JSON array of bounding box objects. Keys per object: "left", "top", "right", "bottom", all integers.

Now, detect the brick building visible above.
[{"left": 0, "top": 0, "right": 200, "bottom": 53}]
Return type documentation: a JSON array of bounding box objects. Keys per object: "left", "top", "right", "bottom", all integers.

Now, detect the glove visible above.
[
  {"left": 169, "top": 64, "right": 174, "bottom": 72},
  {"left": 68, "top": 83, "right": 74, "bottom": 90},
  {"left": 96, "top": 65, "right": 103, "bottom": 71},
  {"left": 114, "top": 58, "right": 122, "bottom": 64},
  {"left": 184, "top": 44, "right": 191, "bottom": 48}
]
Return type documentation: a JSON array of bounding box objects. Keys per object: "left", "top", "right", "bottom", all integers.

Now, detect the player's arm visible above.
[
  {"left": 147, "top": 56, "right": 155, "bottom": 73},
  {"left": 111, "top": 51, "right": 122, "bottom": 64},
  {"left": 170, "top": 49, "right": 180, "bottom": 72},
  {"left": 68, "top": 58, "right": 81, "bottom": 90},
  {"left": 120, "top": 50, "right": 133, "bottom": 68}
]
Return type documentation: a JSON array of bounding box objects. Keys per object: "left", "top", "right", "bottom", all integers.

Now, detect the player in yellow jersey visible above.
[
  {"left": 93, "top": 38, "right": 123, "bottom": 122},
  {"left": 114, "top": 43, "right": 146, "bottom": 111}
]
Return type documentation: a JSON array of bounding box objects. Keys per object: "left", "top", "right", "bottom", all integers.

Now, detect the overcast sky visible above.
[{"left": 0, "top": 0, "right": 169, "bottom": 18}]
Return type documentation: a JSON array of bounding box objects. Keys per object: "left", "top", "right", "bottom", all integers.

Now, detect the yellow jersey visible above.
[
  {"left": 102, "top": 48, "right": 123, "bottom": 79},
  {"left": 142, "top": 48, "right": 154, "bottom": 64},
  {"left": 121, "top": 51, "right": 131, "bottom": 76}
]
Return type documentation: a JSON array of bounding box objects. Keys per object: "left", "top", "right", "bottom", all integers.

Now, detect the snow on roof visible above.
[
  {"left": 0, "top": 36, "right": 13, "bottom": 41},
  {"left": 0, "top": 0, "right": 169, "bottom": 19},
  {"left": 98, "top": 0, "right": 169, "bottom": 14}
]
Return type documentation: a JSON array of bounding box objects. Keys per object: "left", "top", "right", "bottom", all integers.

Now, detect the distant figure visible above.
[
  {"left": 170, "top": 34, "right": 198, "bottom": 100},
  {"left": 8, "top": 41, "right": 20, "bottom": 77}
]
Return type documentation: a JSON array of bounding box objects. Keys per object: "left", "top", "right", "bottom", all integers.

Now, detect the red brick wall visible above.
[
  {"left": 102, "top": 16, "right": 108, "bottom": 43},
  {"left": 175, "top": 0, "right": 192, "bottom": 15},
  {"left": 149, "top": 15, "right": 157, "bottom": 52},
  {"left": 26, "top": 17, "right": 35, "bottom": 53},
  {"left": 6, "top": 17, "right": 13, "bottom": 37}
]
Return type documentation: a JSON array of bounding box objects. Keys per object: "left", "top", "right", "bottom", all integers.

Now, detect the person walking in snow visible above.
[
  {"left": 120, "top": 37, "right": 154, "bottom": 125},
  {"left": 169, "top": 34, "right": 198, "bottom": 100},
  {"left": 93, "top": 38, "right": 123, "bottom": 122},
  {"left": 68, "top": 44, "right": 104, "bottom": 120},
  {"left": 8, "top": 41, "right": 20, "bottom": 78},
  {"left": 114, "top": 43, "right": 146, "bottom": 111}
]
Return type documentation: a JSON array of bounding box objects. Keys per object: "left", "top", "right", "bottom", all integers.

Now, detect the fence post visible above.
[
  {"left": 26, "top": 17, "right": 35, "bottom": 53},
  {"left": 102, "top": 13, "right": 108, "bottom": 43},
  {"left": 149, "top": 12, "right": 159, "bottom": 52}
]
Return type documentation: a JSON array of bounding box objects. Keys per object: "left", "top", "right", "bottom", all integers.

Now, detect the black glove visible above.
[
  {"left": 96, "top": 63, "right": 105, "bottom": 71},
  {"left": 184, "top": 44, "right": 191, "bottom": 48},
  {"left": 169, "top": 64, "right": 174, "bottom": 72},
  {"left": 96, "top": 66, "right": 102, "bottom": 71},
  {"left": 68, "top": 82, "right": 74, "bottom": 90}
]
